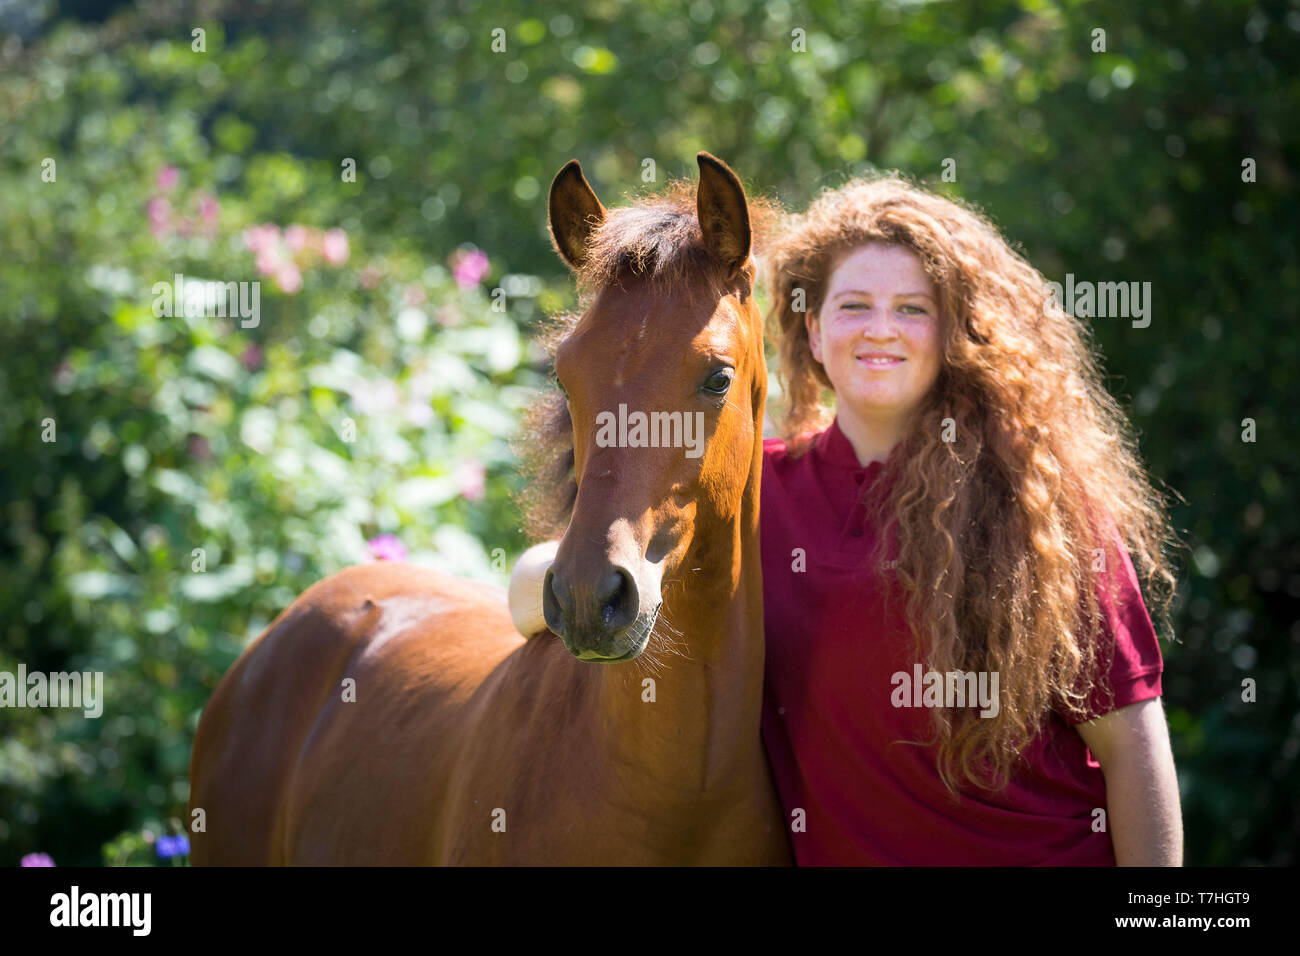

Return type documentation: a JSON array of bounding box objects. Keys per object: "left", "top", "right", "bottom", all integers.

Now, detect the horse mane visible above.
[{"left": 511, "top": 177, "right": 781, "bottom": 543}]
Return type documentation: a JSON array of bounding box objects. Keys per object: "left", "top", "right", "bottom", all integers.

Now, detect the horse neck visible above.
[{"left": 589, "top": 422, "right": 765, "bottom": 797}]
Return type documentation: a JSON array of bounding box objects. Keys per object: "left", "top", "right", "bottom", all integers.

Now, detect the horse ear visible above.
[
  {"left": 696, "top": 152, "right": 752, "bottom": 279},
  {"left": 548, "top": 160, "right": 607, "bottom": 270}
]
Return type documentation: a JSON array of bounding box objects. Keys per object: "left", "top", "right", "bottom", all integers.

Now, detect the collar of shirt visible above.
[
  {"left": 807, "top": 416, "right": 896, "bottom": 543},
  {"left": 814, "top": 416, "right": 888, "bottom": 475}
]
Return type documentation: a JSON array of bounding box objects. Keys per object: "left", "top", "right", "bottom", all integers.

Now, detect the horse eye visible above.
[{"left": 702, "top": 368, "right": 734, "bottom": 395}]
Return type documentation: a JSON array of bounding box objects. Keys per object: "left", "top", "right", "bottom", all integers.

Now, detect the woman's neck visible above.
[{"left": 835, "top": 404, "right": 904, "bottom": 466}]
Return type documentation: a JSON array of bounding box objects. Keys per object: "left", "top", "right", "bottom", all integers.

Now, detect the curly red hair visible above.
[{"left": 762, "top": 173, "right": 1183, "bottom": 794}]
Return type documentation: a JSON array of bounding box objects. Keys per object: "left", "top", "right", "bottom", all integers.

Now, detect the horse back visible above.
[{"left": 188, "top": 561, "right": 521, "bottom": 864}]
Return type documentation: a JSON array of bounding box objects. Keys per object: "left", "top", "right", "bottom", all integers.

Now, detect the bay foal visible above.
[{"left": 187, "top": 152, "right": 791, "bottom": 865}]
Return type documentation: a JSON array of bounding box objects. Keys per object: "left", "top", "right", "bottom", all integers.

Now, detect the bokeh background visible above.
[{"left": 1, "top": 0, "right": 1296, "bottom": 866}]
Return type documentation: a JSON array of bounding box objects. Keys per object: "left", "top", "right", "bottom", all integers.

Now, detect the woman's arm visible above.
[
  {"left": 509, "top": 541, "right": 559, "bottom": 638},
  {"left": 1075, "top": 696, "right": 1184, "bottom": 865}
]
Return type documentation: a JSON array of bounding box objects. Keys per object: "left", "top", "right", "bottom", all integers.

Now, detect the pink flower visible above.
[
  {"left": 450, "top": 248, "right": 490, "bottom": 288},
  {"left": 21, "top": 853, "right": 55, "bottom": 867},
  {"left": 243, "top": 224, "right": 280, "bottom": 254},
  {"left": 147, "top": 197, "right": 171, "bottom": 238},
  {"left": 457, "top": 459, "right": 486, "bottom": 501},
  {"left": 188, "top": 435, "right": 211, "bottom": 461},
  {"left": 197, "top": 194, "right": 220, "bottom": 231},
  {"left": 157, "top": 166, "right": 179, "bottom": 191},
  {"left": 275, "top": 263, "right": 302, "bottom": 294},
  {"left": 403, "top": 283, "right": 427, "bottom": 307},
  {"left": 367, "top": 534, "right": 408, "bottom": 562},
  {"left": 322, "top": 228, "right": 349, "bottom": 266},
  {"left": 240, "top": 342, "right": 263, "bottom": 372},
  {"left": 285, "top": 224, "right": 310, "bottom": 254},
  {"left": 255, "top": 246, "right": 281, "bottom": 277}
]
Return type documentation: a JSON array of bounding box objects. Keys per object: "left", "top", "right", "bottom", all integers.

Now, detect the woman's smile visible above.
[{"left": 857, "top": 354, "right": 905, "bottom": 368}]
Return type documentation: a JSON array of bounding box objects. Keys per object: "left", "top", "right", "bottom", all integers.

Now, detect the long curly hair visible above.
[{"left": 763, "top": 173, "right": 1184, "bottom": 795}]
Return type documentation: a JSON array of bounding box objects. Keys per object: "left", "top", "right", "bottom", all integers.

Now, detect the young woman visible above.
[{"left": 759, "top": 175, "right": 1184, "bottom": 865}]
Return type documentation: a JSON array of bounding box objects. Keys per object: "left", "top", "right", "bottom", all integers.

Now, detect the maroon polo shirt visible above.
[{"left": 760, "top": 417, "right": 1164, "bottom": 865}]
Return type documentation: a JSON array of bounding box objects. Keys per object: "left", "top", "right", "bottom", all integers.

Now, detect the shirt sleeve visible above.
[{"left": 1060, "top": 521, "right": 1164, "bottom": 726}]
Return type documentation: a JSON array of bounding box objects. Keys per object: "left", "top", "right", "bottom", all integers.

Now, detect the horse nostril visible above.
[
  {"left": 597, "top": 567, "right": 638, "bottom": 632},
  {"left": 543, "top": 567, "right": 568, "bottom": 637}
]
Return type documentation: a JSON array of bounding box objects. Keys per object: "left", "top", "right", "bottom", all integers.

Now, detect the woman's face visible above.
[{"left": 806, "top": 243, "right": 944, "bottom": 432}]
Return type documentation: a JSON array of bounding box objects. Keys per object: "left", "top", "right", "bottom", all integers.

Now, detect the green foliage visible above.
[
  {"left": 101, "top": 820, "right": 189, "bottom": 867},
  {"left": 0, "top": 0, "right": 1295, "bottom": 866}
]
